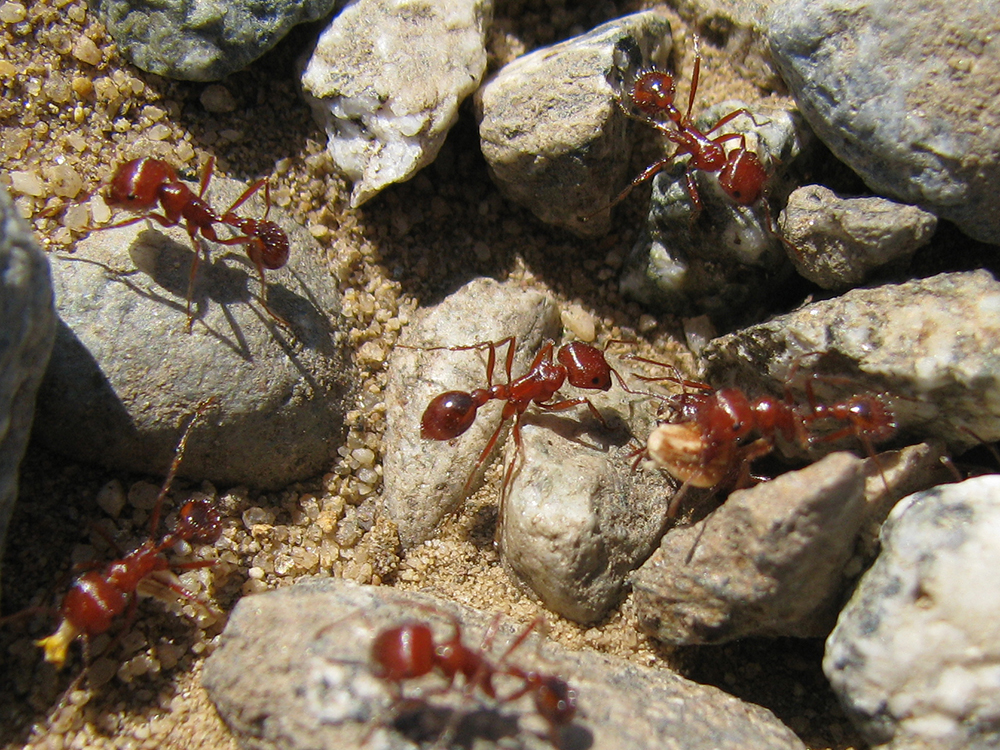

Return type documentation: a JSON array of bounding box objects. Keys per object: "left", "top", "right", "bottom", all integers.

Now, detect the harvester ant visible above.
[
  {"left": 23, "top": 399, "right": 222, "bottom": 672},
  {"left": 359, "top": 612, "right": 577, "bottom": 747},
  {"left": 417, "top": 337, "right": 634, "bottom": 496},
  {"left": 99, "top": 156, "right": 290, "bottom": 329},
  {"left": 633, "top": 360, "right": 897, "bottom": 517},
  {"left": 593, "top": 36, "right": 785, "bottom": 238}
]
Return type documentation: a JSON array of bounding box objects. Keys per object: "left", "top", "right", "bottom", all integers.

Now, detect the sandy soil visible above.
[{"left": 1, "top": 2, "right": 863, "bottom": 749}]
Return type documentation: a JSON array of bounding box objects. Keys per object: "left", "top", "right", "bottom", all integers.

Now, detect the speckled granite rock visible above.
[
  {"left": 97, "top": 0, "right": 341, "bottom": 81},
  {"left": 0, "top": 186, "right": 56, "bottom": 584},
  {"left": 34, "top": 177, "right": 353, "bottom": 490},
  {"left": 766, "top": 0, "right": 1000, "bottom": 244},
  {"left": 826, "top": 476, "right": 1000, "bottom": 749}
]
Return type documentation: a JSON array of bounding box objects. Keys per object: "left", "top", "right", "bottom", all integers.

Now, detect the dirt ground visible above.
[{"left": 1, "top": 2, "right": 864, "bottom": 749}]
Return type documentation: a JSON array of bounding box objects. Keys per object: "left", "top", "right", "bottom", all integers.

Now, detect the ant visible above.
[
  {"left": 23, "top": 399, "right": 223, "bottom": 671},
  {"left": 593, "top": 36, "right": 786, "bottom": 239},
  {"left": 632, "top": 360, "right": 897, "bottom": 517},
  {"left": 417, "top": 336, "right": 634, "bottom": 497},
  {"left": 364, "top": 613, "right": 577, "bottom": 747},
  {"left": 99, "top": 156, "right": 290, "bottom": 330}
]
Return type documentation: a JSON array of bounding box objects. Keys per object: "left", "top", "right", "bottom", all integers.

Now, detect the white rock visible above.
[
  {"left": 825, "top": 475, "right": 1000, "bottom": 749},
  {"left": 301, "top": 0, "right": 493, "bottom": 207}
]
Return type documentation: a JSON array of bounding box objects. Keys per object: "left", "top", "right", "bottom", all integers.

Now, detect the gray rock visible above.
[
  {"left": 766, "top": 0, "right": 1000, "bottom": 245},
  {"left": 632, "top": 452, "right": 867, "bottom": 645},
  {"left": 33, "top": 177, "right": 354, "bottom": 490},
  {"left": 301, "top": 0, "right": 492, "bottom": 208},
  {"left": 825, "top": 476, "right": 1000, "bottom": 749},
  {"left": 97, "top": 0, "right": 340, "bottom": 81},
  {"left": 0, "top": 186, "right": 56, "bottom": 584},
  {"left": 780, "top": 185, "right": 938, "bottom": 289},
  {"left": 203, "top": 577, "right": 808, "bottom": 750},
  {"left": 701, "top": 270, "right": 1000, "bottom": 451},
  {"left": 619, "top": 101, "right": 808, "bottom": 321},
  {"left": 382, "top": 278, "right": 561, "bottom": 548},
  {"left": 476, "top": 11, "right": 672, "bottom": 237},
  {"left": 499, "top": 361, "right": 675, "bottom": 624}
]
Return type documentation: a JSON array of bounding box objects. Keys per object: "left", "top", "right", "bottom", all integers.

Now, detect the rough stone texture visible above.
[
  {"left": 476, "top": 11, "right": 672, "bottom": 237},
  {"left": 33, "top": 177, "right": 353, "bottom": 490},
  {"left": 0, "top": 186, "right": 56, "bottom": 584},
  {"left": 382, "top": 278, "right": 561, "bottom": 548},
  {"left": 619, "top": 100, "right": 808, "bottom": 323},
  {"left": 97, "top": 0, "right": 340, "bottom": 81},
  {"left": 766, "top": 0, "right": 1000, "bottom": 245},
  {"left": 701, "top": 270, "right": 1000, "bottom": 451},
  {"left": 633, "top": 453, "right": 867, "bottom": 645},
  {"left": 499, "top": 363, "right": 675, "bottom": 624},
  {"left": 301, "top": 0, "right": 492, "bottom": 208},
  {"left": 780, "top": 184, "right": 938, "bottom": 289},
  {"left": 203, "top": 578, "right": 808, "bottom": 750},
  {"left": 825, "top": 476, "right": 1000, "bottom": 750}
]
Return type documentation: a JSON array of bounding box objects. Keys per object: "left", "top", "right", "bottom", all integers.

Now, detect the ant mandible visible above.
[
  {"left": 31, "top": 399, "right": 222, "bottom": 670},
  {"left": 599, "top": 36, "right": 772, "bottom": 221},
  {"left": 100, "top": 157, "right": 291, "bottom": 330},
  {"left": 368, "top": 613, "right": 577, "bottom": 746},
  {"left": 418, "top": 336, "right": 634, "bottom": 496},
  {"left": 632, "top": 360, "right": 897, "bottom": 517}
]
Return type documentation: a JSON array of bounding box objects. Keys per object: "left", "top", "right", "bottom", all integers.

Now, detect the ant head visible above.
[
  {"left": 421, "top": 390, "right": 478, "bottom": 440},
  {"left": 372, "top": 622, "right": 436, "bottom": 682},
  {"left": 629, "top": 71, "right": 679, "bottom": 120},
  {"left": 842, "top": 396, "right": 897, "bottom": 442},
  {"left": 558, "top": 342, "right": 613, "bottom": 391},
  {"left": 718, "top": 148, "right": 767, "bottom": 205},
  {"left": 175, "top": 499, "right": 223, "bottom": 544},
  {"left": 107, "top": 157, "right": 174, "bottom": 209}
]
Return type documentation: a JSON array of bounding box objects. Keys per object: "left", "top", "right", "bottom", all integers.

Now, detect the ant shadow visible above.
[
  {"left": 63, "top": 228, "right": 341, "bottom": 376},
  {"left": 521, "top": 409, "right": 634, "bottom": 454},
  {"left": 391, "top": 699, "right": 593, "bottom": 750}
]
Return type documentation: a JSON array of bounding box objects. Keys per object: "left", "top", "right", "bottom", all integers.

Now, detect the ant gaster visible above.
[{"left": 33, "top": 399, "right": 222, "bottom": 669}]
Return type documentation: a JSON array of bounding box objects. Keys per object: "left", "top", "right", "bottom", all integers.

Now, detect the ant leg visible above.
[
  {"left": 100, "top": 210, "right": 176, "bottom": 232},
  {"left": 704, "top": 108, "right": 770, "bottom": 136},
  {"left": 684, "top": 170, "right": 704, "bottom": 220},
  {"left": 222, "top": 177, "right": 268, "bottom": 216},
  {"left": 535, "top": 396, "right": 610, "bottom": 430},
  {"left": 148, "top": 398, "right": 216, "bottom": 534},
  {"left": 198, "top": 156, "right": 215, "bottom": 198},
  {"left": 683, "top": 35, "right": 702, "bottom": 125},
  {"left": 249, "top": 256, "right": 293, "bottom": 330}
]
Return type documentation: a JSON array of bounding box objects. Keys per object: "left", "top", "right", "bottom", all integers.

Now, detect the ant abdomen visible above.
[
  {"left": 421, "top": 391, "right": 480, "bottom": 440},
  {"left": 372, "top": 622, "right": 436, "bottom": 681}
]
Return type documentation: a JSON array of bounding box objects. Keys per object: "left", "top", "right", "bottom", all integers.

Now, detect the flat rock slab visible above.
[
  {"left": 203, "top": 578, "right": 808, "bottom": 750},
  {"left": 34, "top": 177, "right": 354, "bottom": 490}
]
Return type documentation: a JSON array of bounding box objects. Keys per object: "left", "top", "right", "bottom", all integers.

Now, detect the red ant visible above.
[
  {"left": 365, "top": 613, "right": 576, "bottom": 746},
  {"left": 27, "top": 399, "right": 222, "bottom": 671},
  {"left": 99, "top": 156, "right": 290, "bottom": 329},
  {"left": 594, "top": 36, "right": 783, "bottom": 236},
  {"left": 418, "top": 337, "right": 634, "bottom": 496},
  {"left": 633, "top": 360, "right": 897, "bottom": 517}
]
